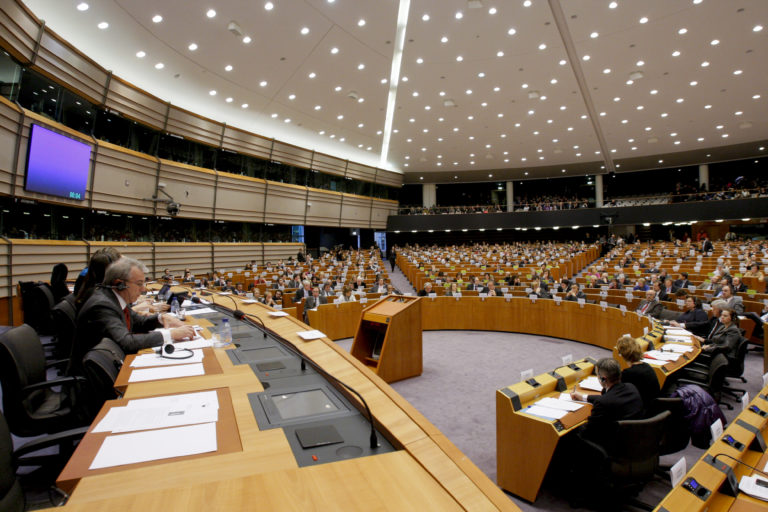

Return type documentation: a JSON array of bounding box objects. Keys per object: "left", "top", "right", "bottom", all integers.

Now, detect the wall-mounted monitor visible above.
[{"left": 24, "top": 124, "right": 91, "bottom": 200}]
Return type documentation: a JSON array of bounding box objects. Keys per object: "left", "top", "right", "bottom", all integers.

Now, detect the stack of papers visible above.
[
  {"left": 130, "top": 349, "right": 205, "bottom": 368},
  {"left": 296, "top": 330, "right": 326, "bottom": 341},
  {"left": 184, "top": 307, "right": 217, "bottom": 316},
  {"left": 579, "top": 376, "right": 603, "bottom": 392},
  {"left": 128, "top": 363, "right": 205, "bottom": 383},
  {"left": 173, "top": 338, "right": 214, "bottom": 350},
  {"left": 536, "top": 397, "right": 584, "bottom": 412},
  {"left": 94, "top": 390, "right": 219, "bottom": 433},
  {"left": 644, "top": 350, "right": 682, "bottom": 362},
  {"left": 662, "top": 343, "right": 694, "bottom": 353},
  {"left": 268, "top": 311, "right": 289, "bottom": 317},
  {"left": 664, "top": 327, "right": 692, "bottom": 336}
]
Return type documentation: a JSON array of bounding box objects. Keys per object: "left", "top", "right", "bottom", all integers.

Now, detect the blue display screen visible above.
[{"left": 25, "top": 124, "right": 91, "bottom": 200}]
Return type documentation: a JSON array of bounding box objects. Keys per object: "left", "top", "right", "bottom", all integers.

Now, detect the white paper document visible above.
[
  {"left": 268, "top": 311, "right": 289, "bottom": 317},
  {"left": 739, "top": 475, "right": 768, "bottom": 501},
  {"left": 128, "top": 363, "right": 205, "bottom": 383},
  {"left": 664, "top": 328, "right": 692, "bottom": 336},
  {"left": 184, "top": 307, "right": 217, "bottom": 316},
  {"left": 173, "top": 338, "right": 214, "bottom": 350},
  {"left": 131, "top": 349, "right": 205, "bottom": 368},
  {"left": 662, "top": 343, "right": 694, "bottom": 353},
  {"left": 93, "top": 391, "right": 219, "bottom": 433},
  {"left": 579, "top": 376, "right": 603, "bottom": 392},
  {"left": 89, "top": 422, "right": 218, "bottom": 470},
  {"left": 642, "top": 357, "right": 666, "bottom": 367},
  {"left": 536, "top": 397, "right": 583, "bottom": 412},
  {"left": 241, "top": 299, "right": 260, "bottom": 304},
  {"left": 523, "top": 405, "right": 568, "bottom": 420},
  {"left": 296, "top": 330, "right": 326, "bottom": 340},
  {"left": 644, "top": 350, "right": 682, "bottom": 362}
]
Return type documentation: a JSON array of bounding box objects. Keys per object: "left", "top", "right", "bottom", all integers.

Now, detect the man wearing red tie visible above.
[
  {"left": 76, "top": 257, "right": 194, "bottom": 366},
  {"left": 635, "top": 289, "right": 664, "bottom": 318}
]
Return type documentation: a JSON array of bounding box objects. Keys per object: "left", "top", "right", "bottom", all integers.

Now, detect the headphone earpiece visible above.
[{"left": 114, "top": 280, "right": 128, "bottom": 291}]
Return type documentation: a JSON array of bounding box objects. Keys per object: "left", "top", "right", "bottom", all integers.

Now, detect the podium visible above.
[{"left": 351, "top": 295, "right": 422, "bottom": 383}]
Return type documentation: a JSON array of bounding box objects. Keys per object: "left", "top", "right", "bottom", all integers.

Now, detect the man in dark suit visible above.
[
  {"left": 673, "top": 272, "right": 691, "bottom": 290},
  {"left": 294, "top": 280, "right": 312, "bottom": 302},
  {"left": 635, "top": 289, "right": 664, "bottom": 318},
  {"left": 417, "top": 282, "right": 434, "bottom": 297},
  {"left": 702, "top": 236, "right": 714, "bottom": 253},
  {"left": 731, "top": 276, "right": 748, "bottom": 293},
  {"left": 76, "top": 258, "right": 195, "bottom": 365}
]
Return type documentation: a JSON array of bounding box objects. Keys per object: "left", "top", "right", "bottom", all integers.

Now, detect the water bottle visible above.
[
  {"left": 170, "top": 296, "right": 180, "bottom": 317},
  {"left": 220, "top": 318, "right": 232, "bottom": 346}
]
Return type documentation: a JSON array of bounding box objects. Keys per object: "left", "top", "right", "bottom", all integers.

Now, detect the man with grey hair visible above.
[{"left": 76, "top": 257, "right": 194, "bottom": 363}]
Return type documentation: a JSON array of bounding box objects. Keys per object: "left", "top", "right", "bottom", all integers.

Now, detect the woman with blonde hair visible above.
[{"left": 615, "top": 335, "right": 660, "bottom": 416}]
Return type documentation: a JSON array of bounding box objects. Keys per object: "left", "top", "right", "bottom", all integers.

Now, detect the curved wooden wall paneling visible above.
[
  {"left": 157, "top": 160, "right": 217, "bottom": 219},
  {"left": 0, "top": 97, "right": 22, "bottom": 196},
  {"left": 91, "top": 140, "right": 159, "bottom": 215},
  {"left": 0, "top": 2, "right": 37, "bottom": 64},
  {"left": 214, "top": 172, "right": 268, "bottom": 223}
]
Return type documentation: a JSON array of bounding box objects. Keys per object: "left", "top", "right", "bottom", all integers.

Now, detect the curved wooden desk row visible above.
[
  {"left": 49, "top": 293, "right": 518, "bottom": 512},
  {"left": 655, "top": 387, "right": 768, "bottom": 512}
]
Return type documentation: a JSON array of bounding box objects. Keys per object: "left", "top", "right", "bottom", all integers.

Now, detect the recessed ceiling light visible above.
[
  {"left": 242, "top": 36, "right": 252, "bottom": 44},
  {"left": 401, "top": 76, "right": 408, "bottom": 81},
  {"left": 478, "top": 72, "right": 485, "bottom": 78},
  {"left": 559, "top": 59, "right": 567, "bottom": 65},
  {"left": 636, "top": 60, "right": 645, "bottom": 66},
  {"left": 206, "top": 9, "right": 216, "bottom": 18},
  {"left": 603, "top": 68, "right": 611, "bottom": 74},
  {"left": 225, "top": 64, "right": 233, "bottom": 71},
  {"left": 678, "top": 28, "right": 687, "bottom": 34},
  {"left": 754, "top": 25, "right": 764, "bottom": 32},
  {"left": 300, "top": 27, "right": 310, "bottom": 35},
  {"left": 455, "top": 11, "right": 463, "bottom": 19},
  {"left": 701, "top": 61, "right": 709, "bottom": 67},
  {"left": 582, "top": 55, "right": 590, "bottom": 61},
  {"left": 152, "top": 15, "right": 163, "bottom": 23},
  {"left": 358, "top": 19, "right": 366, "bottom": 26},
  {"left": 613, "top": 97, "right": 620, "bottom": 102},
  {"left": 330, "top": 47, "right": 339, "bottom": 54},
  {"left": 76, "top": 2, "right": 89, "bottom": 11},
  {"left": 209, "top": 90, "right": 216, "bottom": 96},
  {"left": 242, "top": 103, "right": 249, "bottom": 109},
  {"left": 97, "top": 21, "right": 109, "bottom": 29},
  {"left": 288, "top": 94, "right": 296, "bottom": 100},
  {"left": 650, "top": 89, "right": 658, "bottom": 95},
  {"left": 722, "top": 133, "right": 729, "bottom": 138},
  {"left": 609, "top": 1, "right": 618, "bottom": 8},
  {"left": 440, "top": 36, "right": 448, "bottom": 43},
  {"left": 637, "top": 105, "right": 644, "bottom": 110},
  {"left": 154, "top": 62, "right": 164, "bottom": 69},
  {"left": 689, "top": 80, "right": 697, "bottom": 86},
  {"left": 314, "top": 105, "right": 321, "bottom": 110},
  {"left": 550, "top": 78, "right": 558, "bottom": 84},
  {"left": 622, "top": 119, "right": 628, "bottom": 123},
  {"left": 711, "top": 39, "right": 720, "bottom": 45},
  {"left": 733, "top": 69, "right": 743, "bottom": 75},
  {"left": 188, "top": 43, "right": 198, "bottom": 51},
  {"left": 496, "top": 51, "right": 504, "bottom": 57},
  {"left": 639, "top": 17, "right": 648, "bottom": 24},
  {"left": 590, "top": 31, "right": 599, "bottom": 38},
  {"left": 337, "top": 114, "right": 343, "bottom": 120},
  {"left": 672, "top": 50, "right": 681, "bottom": 57},
  {"left": 538, "top": 43, "right": 547, "bottom": 50},
  {"left": 136, "top": 51, "right": 146, "bottom": 58},
  {"left": 308, "top": 72, "right": 316, "bottom": 78},
  {"left": 489, "top": 7, "right": 497, "bottom": 14},
  {"left": 753, "top": 94, "right": 761, "bottom": 99},
  {"left": 357, "top": 63, "right": 365, "bottom": 70},
  {"left": 661, "top": 112, "right": 668, "bottom": 117},
  {"left": 456, "top": 55, "right": 464, "bottom": 61},
  {"left": 704, "top": 104, "right": 712, "bottom": 109},
  {"left": 225, "top": 97, "right": 233, "bottom": 103},
  {"left": 523, "top": 0, "right": 532, "bottom": 6},
  {"left": 259, "top": 80, "right": 268, "bottom": 87},
  {"left": 271, "top": 113, "right": 278, "bottom": 118},
  {"left": 508, "top": 28, "right": 517, "bottom": 35},
  {"left": 697, "top": 137, "right": 704, "bottom": 141},
  {"left": 422, "top": 14, "right": 430, "bottom": 21},
  {"left": 264, "top": 1, "right": 274, "bottom": 9}
]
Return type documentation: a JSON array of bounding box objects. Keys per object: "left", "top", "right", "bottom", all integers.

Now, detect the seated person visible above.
[
  {"left": 418, "top": 282, "right": 434, "bottom": 297},
  {"left": 482, "top": 280, "right": 500, "bottom": 296},
  {"left": 466, "top": 277, "right": 483, "bottom": 290},
  {"left": 444, "top": 282, "right": 461, "bottom": 297},
  {"left": 635, "top": 289, "right": 663, "bottom": 317},
  {"left": 530, "top": 278, "right": 550, "bottom": 298},
  {"left": 352, "top": 276, "right": 367, "bottom": 291},
  {"left": 695, "top": 308, "right": 741, "bottom": 360},
  {"left": 273, "top": 289, "right": 284, "bottom": 305},
  {"left": 633, "top": 277, "right": 649, "bottom": 292},
  {"left": 386, "top": 284, "right": 402, "bottom": 295},
  {"left": 564, "top": 283, "right": 586, "bottom": 301},
  {"left": 718, "top": 284, "right": 745, "bottom": 314},
  {"left": 263, "top": 291, "right": 277, "bottom": 308},
  {"left": 222, "top": 279, "right": 236, "bottom": 292},
  {"left": 337, "top": 286, "right": 357, "bottom": 302},
  {"left": 731, "top": 276, "right": 747, "bottom": 293},
  {"left": 614, "top": 335, "right": 660, "bottom": 416},
  {"left": 370, "top": 278, "right": 388, "bottom": 294},
  {"left": 159, "top": 268, "right": 174, "bottom": 282},
  {"left": 305, "top": 287, "right": 327, "bottom": 310},
  {"left": 233, "top": 282, "right": 247, "bottom": 296},
  {"left": 674, "top": 272, "right": 691, "bottom": 290},
  {"left": 668, "top": 296, "right": 707, "bottom": 327},
  {"left": 76, "top": 258, "right": 195, "bottom": 365},
  {"left": 181, "top": 269, "right": 195, "bottom": 283}
]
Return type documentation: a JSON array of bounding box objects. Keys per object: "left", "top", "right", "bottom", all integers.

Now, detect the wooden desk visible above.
[
  {"left": 54, "top": 291, "right": 518, "bottom": 511},
  {"left": 496, "top": 359, "right": 597, "bottom": 502},
  {"left": 306, "top": 300, "right": 363, "bottom": 340}
]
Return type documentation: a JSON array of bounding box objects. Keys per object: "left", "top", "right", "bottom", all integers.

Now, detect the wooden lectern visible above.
[{"left": 351, "top": 295, "right": 422, "bottom": 383}]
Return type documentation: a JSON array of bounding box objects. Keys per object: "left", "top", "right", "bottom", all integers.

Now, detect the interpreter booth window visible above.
[{"left": 0, "top": 51, "right": 22, "bottom": 101}]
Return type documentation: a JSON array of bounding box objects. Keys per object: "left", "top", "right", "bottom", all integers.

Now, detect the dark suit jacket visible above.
[
  {"left": 635, "top": 299, "right": 664, "bottom": 318},
  {"left": 620, "top": 364, "right": 660, "bottom": 416},
  {"left": 75, "top": 288, "right": 163, "bottom": 365},
  {"left": 677, "top": 308, "right": 708, "bottom": 324},
  {"left": 705, "top": 323, "right": 742, "bottom": 360},
  {"left": 583, "top": 382, "right": 643, "bottom": 448},
  {"left": 304, "top": 295, "right": 328, "bottom": 310}
]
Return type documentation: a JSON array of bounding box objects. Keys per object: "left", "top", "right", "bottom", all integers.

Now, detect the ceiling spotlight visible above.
[
  {"left": 152, "top": 15, "right": 163, "bottom": 23},
  {"left": 76, "top": 2, "right": 89, "bottom": 11},
  {"left": 227, "top": 21, "right": 243, "bottom": 37},
  {"left": 206, "top": 9, "right": 216, "bottom": 18}
]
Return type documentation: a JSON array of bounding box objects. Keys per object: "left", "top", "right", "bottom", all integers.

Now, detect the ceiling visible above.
[{"left": 22, "top": 0, "right": 768, "bottom": 183}]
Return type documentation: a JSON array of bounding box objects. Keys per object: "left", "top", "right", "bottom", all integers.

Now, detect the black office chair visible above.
[
  {"left": 81, "top": 338, "right": 125, "bottom": 420},
  {"left": 586, "top": 410, "right": 671, "bottom": 511},
  {"left": 722, "top": 337, "right": 749, "bottom": 400},
  {"left": 675, "top": 353, "right": 731, "bottom": 409},
  {"left": 649, "top": 397, "right": 690, "bottom": 483},
  {"left": 1, "top": 410, "right": 87, "bottom": 511},
  {"left": 0, "top": 324, "right": 88, "bottom": 438},
  {"left": 19, "top": 282, "right": 56, "bottom": 336},
  {"left": 51, "top": 296, "right": 77, "bottom": 362}
]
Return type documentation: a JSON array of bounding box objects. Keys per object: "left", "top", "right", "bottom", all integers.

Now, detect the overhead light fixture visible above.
[
  {"left": 629, "top": 70, "right": 644, "bottom": 80},
  {"left": 528, "top": 90, "right": 540, "bottom": 99},
  {"left": 443, "top": 98, "right": 457, "bottom": 107},
  {"left": 468, "top": 0, "right": 483, "bottom": 8}
]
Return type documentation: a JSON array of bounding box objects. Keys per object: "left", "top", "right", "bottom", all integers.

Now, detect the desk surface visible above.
[{"left": 53, "top": 291, "right": 517, "bottom": 511}]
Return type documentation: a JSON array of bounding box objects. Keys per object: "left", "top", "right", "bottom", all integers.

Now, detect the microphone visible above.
[
  {"left": 712, "top": 453, "right": 768, "bottom": 478},
  {"left": 237, "top": 310, "right": 379, "bottom": 450}
]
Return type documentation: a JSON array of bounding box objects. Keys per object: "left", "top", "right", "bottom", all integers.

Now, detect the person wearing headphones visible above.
[{"left": 75, "top": 257, "right": 195, "bottom": 367}]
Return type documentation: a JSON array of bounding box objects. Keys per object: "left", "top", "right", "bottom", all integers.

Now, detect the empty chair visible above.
[
  {"left": 675, "top": 353, "right": 731, "bottom": 409},
  {"left": 81, "top": 338, "right": 125, "bottom": 419},
  {"left": 51, "top": 296, "right": 77, "bottom": 362},
  {"left": 0, "top": 324, "right": 87, "bottom": 438},
  {"left": 19, "top": 282, "right": 56, "bottom": 335},
  {"left": 0, "top": 411, "right": 23, "bottom": 512}
]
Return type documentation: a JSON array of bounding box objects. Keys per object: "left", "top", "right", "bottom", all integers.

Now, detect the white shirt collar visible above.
[{"left": 112, "top": 289, "right": 128, "bottom": 310}]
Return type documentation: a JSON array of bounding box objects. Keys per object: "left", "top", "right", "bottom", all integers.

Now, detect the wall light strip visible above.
[{"left": 380, "top": 0, "right": 411, "bottom": 167}]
